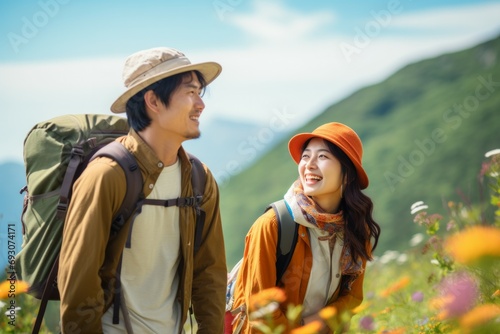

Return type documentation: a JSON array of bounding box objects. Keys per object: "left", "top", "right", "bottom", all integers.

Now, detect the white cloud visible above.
[
  {"left": 228, "top": 0, "right": 335, "bottom": 42},
  {"left": 390, "top": 2, "right": 500, "bottom": 31},
  {"left": 2, "top": 1, "right": 499, "bottom": 164}
]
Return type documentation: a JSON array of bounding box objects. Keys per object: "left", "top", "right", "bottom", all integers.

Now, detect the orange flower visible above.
[
  {"left": 380, "top": 276, "right": 410, "bottom": 297},
  {"left": 0, "top": 279, "right": 29, "bottom": 299},
  {"left": 459, "top": 304, "right": 500, "bottom": 328},
  {"left": 290, "top": 320, "right": 323, "bottom": 334},
  {"left": 248, "top": 287, "right": 286, "bottom": 313},
  {"left": 445, "top": 226, "right": 500, "bottom": 264}
]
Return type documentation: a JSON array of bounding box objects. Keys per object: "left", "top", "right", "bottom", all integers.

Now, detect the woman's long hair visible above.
[{"left": 304, "top": 139, "right": 381, "bottom": 261}]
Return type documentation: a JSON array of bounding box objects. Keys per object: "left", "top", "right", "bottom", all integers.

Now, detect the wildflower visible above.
[
  {"left": 351, "top": 301, "right": 371, "bottom": 314},
  {"left": 319, "top": 305, "right": 337, "bottom": 319},
  {"left": 5, "top": 307, "right": 21, "bottom": 316},
  {"left": 396, "top": 253, "right": 408, "bottom": 264},
  {"left": 290, "top": 320, "right": 322, "bottom": 334},
  {"left": 413, "top": 212, "right": 442, "bottom": 235},
  {"left": 410, "top": 201, "right": 428, "bottom": 215},
  {"left": 359, "top": 315, "right": 375, "bottom": 330},
  {"left": 0, "top": 280, "right": 29, "bottom": 299},
  {"left": 365, "top": 291, "right": 375, "bottom": 300},
  {"left": 484, "top": 148, "right": 500, "bottom": 158},
  {"left": 409, "top": 233, "right": 424, "bottom": 247},
  {"left": 248, "top": 287, "right": 286, "bottom": 319},
  {"left": 444, "top": 226, "right": 500, "bottom": 264},
  {"left": 446, "top": 220, "right": 456, "bottom": 231},
  {"left": 432, "top": 271, "right": 479, "bottom": 319},
  {"left": 380, "top": 276, "right": 410, "bottom": 297},
  {"left": 411, "top": 291, "right": 424, "bottom": 303},
  {"left": 459, "top": 303, "right": 500, "bottom": 330},
  {"left": 379, "top": 250, "right": 399, "bottom": 264},
  {"left": 319, "top": 306, "right": 339, "bottom": 330}
]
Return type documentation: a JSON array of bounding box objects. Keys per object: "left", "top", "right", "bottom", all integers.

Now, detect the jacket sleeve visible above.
[
  {"left": 233, "top": 210, "right": 291, "bottom": 333},
  {"left": 191, "top": 167, "right": 227, "bottom": 333},
  {"left": 58, "top": 159, "right": 126, "bottom": 333}
]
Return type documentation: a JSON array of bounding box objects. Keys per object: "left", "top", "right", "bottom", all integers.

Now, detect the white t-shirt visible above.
[{"left": 102, "top": 160, "right": 183, "bottom": 333}]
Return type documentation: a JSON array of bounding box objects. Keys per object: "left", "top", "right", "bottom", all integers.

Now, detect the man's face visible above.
[{"left": 157, "top": 72, "right": 205, "bottom": 142}]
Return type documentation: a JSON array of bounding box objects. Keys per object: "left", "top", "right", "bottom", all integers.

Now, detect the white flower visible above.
[
  {"left": 0, "top": 301, "right": 5, "bottom": 308},
  {"left": 411, "top": 201, "right": 424, "bottom": 209},
  {"left": 430, "top": 259, "right": 440, "bottom": 266},
  {"left": 379, "top": 250, "right": 400, "bottom": 264},
  {"left": 397, "top": 253, "right": 408, "bottom": 264},
  {"left": 411, "top": 202, "right": 428, "bottom": 215},
  {"left": 5, "top": 307, "right": 21, "bottom": 316},
  {"left": 485, "top": 149, "right": 500, "bottom": 158},
  {"left": 410, "top": 233, "right": 425, "bottom": 247}
]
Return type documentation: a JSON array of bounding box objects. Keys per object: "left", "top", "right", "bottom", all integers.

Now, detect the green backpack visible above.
[{"left": 13, "top": 114, "right": 206, "bottom": 333}]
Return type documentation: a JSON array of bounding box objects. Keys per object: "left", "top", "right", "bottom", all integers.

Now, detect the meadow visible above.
[{"left": 1, "top": 149, "right": 499, "bottom": 333}]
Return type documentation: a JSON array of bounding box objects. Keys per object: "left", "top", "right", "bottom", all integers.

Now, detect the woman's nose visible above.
[{"left": 306, "top": 157, "right": 317, "bottom": 169}]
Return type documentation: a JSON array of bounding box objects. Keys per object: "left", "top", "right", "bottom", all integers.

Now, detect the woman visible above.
[{"left": 231, "top": 122, "right": 381, "bottom": 333}]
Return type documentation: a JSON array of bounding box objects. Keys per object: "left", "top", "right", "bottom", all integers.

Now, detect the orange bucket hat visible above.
[{"left": 288, "top": 122, "right": 369, "bottom": 189}]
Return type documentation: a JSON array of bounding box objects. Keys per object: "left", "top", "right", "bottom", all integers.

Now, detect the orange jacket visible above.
[{"left": 232, "top": 208, "right": 366, "bottom": 333}]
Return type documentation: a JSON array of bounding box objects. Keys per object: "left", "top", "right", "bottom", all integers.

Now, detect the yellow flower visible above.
[
  {"left": 290, "top": 320, "right": 323, "bottom": 334},
  {"left": 459, "top": 304, "right": 500, "bottom": 329},
  {"left": 492, "top": 290, "right": 500, "bottom": 298},
  {"left": 319, "top": 306, "right": 337, "bottom": 320},
  {"left": 444, "top": 226, "right": 500, "bottom": 264},
  {"left": 351, "top": 301, "right": 371, "bottom": 314},
  {"left": 0, "top": 280, "right": 29, "bottom": 299},
  {"left": 380, "top": 276, "right": 410, "bottom": 297}
]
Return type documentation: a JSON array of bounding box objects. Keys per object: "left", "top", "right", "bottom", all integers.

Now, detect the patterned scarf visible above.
[{"left": 284, "top": 180, "right": 364, "bottom": 280}]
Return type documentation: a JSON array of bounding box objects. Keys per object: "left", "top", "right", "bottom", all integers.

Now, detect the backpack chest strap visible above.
[{"left": 142, "top": 196, "right": 203, "bottom": 208}]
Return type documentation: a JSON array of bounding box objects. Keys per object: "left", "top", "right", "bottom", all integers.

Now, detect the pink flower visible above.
[
  {"left": 434, "top": 271, "right": 479, "bottom": 319},
  {"left": 411, "top": 291, "right": 424, "bottom": 302},
  {"left": 359, "top": 315, "right": 375, "bottom": 330}
]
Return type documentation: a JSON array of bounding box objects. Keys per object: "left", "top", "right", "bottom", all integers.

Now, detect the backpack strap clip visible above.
[{"left": 177, "top": 195, "right": 203, "bottom": 207}]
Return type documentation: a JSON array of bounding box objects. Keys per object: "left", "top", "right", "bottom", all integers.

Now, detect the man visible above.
[{"left": 58, "top": 47, "right": 227, "bottom": 333}]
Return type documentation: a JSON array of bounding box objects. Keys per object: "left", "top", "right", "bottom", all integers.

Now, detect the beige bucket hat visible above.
[{"left": 111, "top": 47, "right": 222, "bottom": 113}]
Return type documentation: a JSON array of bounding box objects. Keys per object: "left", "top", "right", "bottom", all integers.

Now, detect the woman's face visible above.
[{"left": 298, "top": 137, "right": 344, "bottom": 212}]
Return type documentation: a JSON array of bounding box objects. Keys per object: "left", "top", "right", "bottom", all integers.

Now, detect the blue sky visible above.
[{"left": 1, "top": 0, "right": 499, "bottom": 163}]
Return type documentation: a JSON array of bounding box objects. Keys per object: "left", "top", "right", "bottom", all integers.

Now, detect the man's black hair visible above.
[{"left": 126, "top": 70, "right": 207, "bottom": 132}]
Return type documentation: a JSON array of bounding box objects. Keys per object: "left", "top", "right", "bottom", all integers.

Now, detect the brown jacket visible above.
[
  {"left": 58, "top": 129, "right": 226, "bottom": 333},
  {"left": 232, "top": 209, "right": 366, "bottom": 333}
]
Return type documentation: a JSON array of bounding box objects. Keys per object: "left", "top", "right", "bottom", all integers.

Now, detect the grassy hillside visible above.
[{"left": 221, "top": 35, "right": 500, "bottom": 267}]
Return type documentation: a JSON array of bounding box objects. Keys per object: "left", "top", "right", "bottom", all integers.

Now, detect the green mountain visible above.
[{"left": 220, "top": 35, "right": 500, "bottom": 267}]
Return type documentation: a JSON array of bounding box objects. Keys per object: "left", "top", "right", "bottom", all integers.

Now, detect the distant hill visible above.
[
  {"left": 184, "top": 116, "right": 288, "bottom": 187},
  {"left": 221, "top": 35, "right": 500, "bottom": 267}
]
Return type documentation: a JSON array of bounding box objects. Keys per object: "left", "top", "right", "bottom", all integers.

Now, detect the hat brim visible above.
[
  {"left": 110, "top": 61, "right": 222, "bottom": 113},
  {"left": 288, "top": 132, "right": 369, "bottom": 189}
]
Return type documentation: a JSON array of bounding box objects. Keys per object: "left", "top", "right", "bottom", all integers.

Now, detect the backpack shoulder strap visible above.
[
  {"left": 267, "top": 199, "right": 299, "bottom": 285},
  {"left": 91, "top": 141, "right": 143, "bottom": 235},
  {"left": 188, "top": 153, "right": 206, "bottom": 253}
]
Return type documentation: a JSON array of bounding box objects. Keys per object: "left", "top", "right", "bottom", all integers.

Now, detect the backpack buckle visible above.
[{"left": 177, "top": 195, "right": 203, "bottom": 207}]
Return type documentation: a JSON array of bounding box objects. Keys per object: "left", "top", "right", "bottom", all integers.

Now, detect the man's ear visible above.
[{"left": 144, "top": 90, "right": 161, "bottom": 113}]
